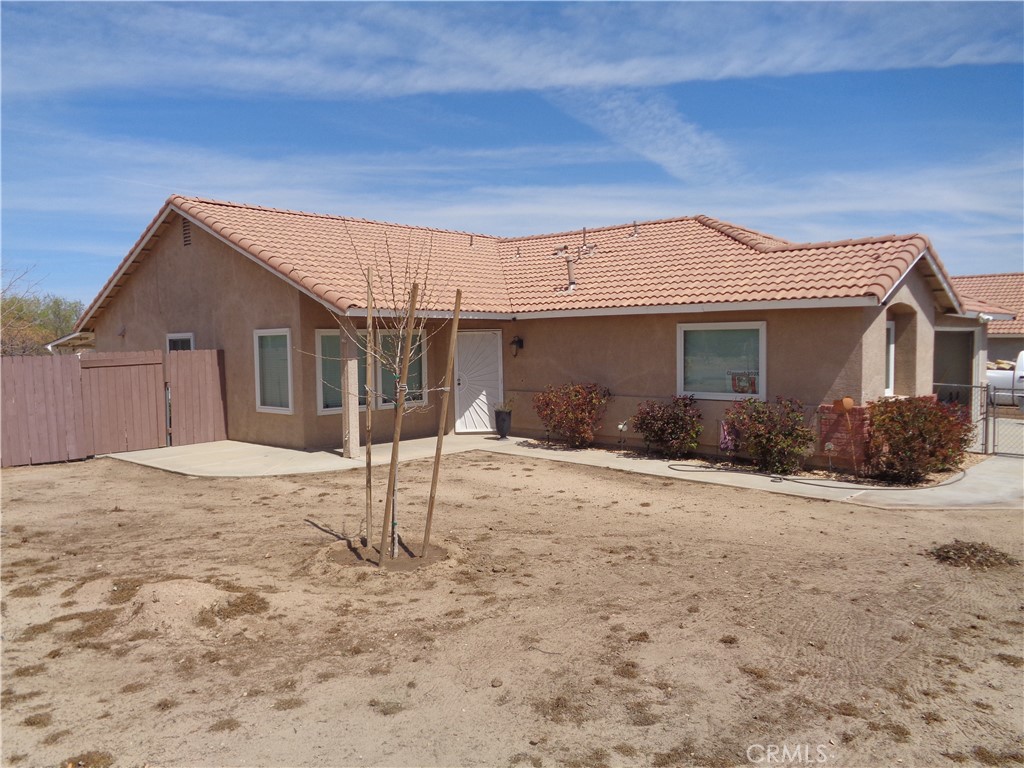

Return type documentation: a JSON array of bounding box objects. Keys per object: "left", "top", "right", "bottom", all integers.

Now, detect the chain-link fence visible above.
[{"left": 935, "top": 382, "right": 1023, "bottom": 456}]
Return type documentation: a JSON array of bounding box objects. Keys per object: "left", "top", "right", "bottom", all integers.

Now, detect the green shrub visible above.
[
  {"left": 866, "top": 396, "right": 974, "bottom": 484},
  {"left": 723, "top": 397, "right": 815, "bottom": 475},
  {"left": 632, "top": 396, "right": 704, "bottom": 459},
  {"left": 533, "top": 383, "right": 611, "bottom": 448}
]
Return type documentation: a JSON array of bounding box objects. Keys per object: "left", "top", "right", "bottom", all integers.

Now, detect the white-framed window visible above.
[
  {"left": 316, "top": 329, "right": 344, "bottom": 414},
  {"left": 166, "top": 332, "right": 194, "bottom": 352},
  {"left": 315, "top": 329, "right": 427, "bottom": 413},
  {"left": 884, "top": 320, "right": 895, "bottom": 396},
  {"left": 254, "top": 328, "right": 292, "bottom": 414},
  {"left": 677, "top": 321, "right": 766, "bottom": 401},
  {"left": 374, "top": 330, "right": 427, "bottom": 408}
]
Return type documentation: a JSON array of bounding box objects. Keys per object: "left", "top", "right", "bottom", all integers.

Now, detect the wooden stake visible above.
[
  {"left": 379, "top": 282, "right": 419, "bottom": 562},
  {"left": 423, "top": 289, "right": 461, "bottom": 556},
  {"left": 364, "top": 268, "right": 375, "bottom": 548}
]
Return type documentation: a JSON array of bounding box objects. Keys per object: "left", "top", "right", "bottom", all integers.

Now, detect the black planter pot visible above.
[{"left": 494, "top": 409, "right": 512, "bottom": 439}]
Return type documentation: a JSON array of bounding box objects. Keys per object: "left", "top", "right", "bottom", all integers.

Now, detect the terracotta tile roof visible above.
[
  {"left": 950, "top": 273, "right": 1024, "bottom": 335},
  {"left": 499, "top": 217, "right": 946, "bottom": 312},
  {"left": 78, "top": 196, "right": 962, "bottom": 330},
  {"left": 172, "top": 196, "right": 509, "bottom": 315}
]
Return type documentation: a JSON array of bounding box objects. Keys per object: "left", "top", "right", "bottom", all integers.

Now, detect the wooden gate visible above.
[
  {"left": 1, "top": 349, "right": 226, "bottom": 467},
  {"left": 81, "top": 351, "right": 166, "bottom": 456},
  {"left": 165, "top": 350, "right": 227, "bottom": 446}
]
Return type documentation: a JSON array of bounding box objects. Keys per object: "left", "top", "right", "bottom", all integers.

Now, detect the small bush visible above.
[
  {"left": 633, "top": 396, "right": 704, "bottom": 458},
  {"left": 723, "top": 397, "right": 815, "bottom": 475},
  {"left": 866, "top": 396, "right": 974, "bottom": 484},
  {"left": 533, "top": 382, "right": 611, "bottom": 448}
]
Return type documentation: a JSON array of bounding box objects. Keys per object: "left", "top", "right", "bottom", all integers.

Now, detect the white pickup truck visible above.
[{"left": 987, "top": 350, "right": 1024, "bottom": 407}]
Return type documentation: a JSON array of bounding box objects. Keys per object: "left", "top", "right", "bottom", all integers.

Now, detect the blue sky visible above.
[{"left": 2, "top": 1, "right": 1022, "bottom": 305}]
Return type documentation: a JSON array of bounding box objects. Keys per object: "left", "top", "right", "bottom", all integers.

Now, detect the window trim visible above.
[
  {"left": 676, "top": 321, "right": 767, "bottom": 401},
  {"left": 315, "top": 329, "right": 344, "bottom": 415},
  {"left": 166, "top": 332, "right": 194, "bottom": 352},
  {"left": 254, "top": 328, "right": 293, "bottom": 415},
  {"left": 884, "top": 320, "right": 896, "bottom": 396}
]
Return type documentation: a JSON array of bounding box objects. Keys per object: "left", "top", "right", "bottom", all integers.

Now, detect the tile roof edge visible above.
[
  {"left": 950, "top": 272, "right": 1024, "bottom": 280},
  {"left": 168, "top": 194, "right": 498, "bottom": 240},
  {"left": 772, "top": 232, "right": 931, "bottom": 253},
  {"left": 75, "top": 199, "right": 178, "bottom": 332},
  {"left": 956, "top": 294, "right": 1018, "bottom": 317},
  {"left": 170, "top": 196, "right": 360, "bottom": 314}
]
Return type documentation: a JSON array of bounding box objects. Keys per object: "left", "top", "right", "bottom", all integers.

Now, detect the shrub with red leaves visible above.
[
  {"left": 866, "top": 396, "right": 974, "bottom": 484},
  {"left": 632, "top": 396, "right": 704, "bottom": 459},
  {"left": 533, "top": 382, "right": 611, "bottom": 448}
]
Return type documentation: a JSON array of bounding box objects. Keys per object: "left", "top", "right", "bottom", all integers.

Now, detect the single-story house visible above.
[
  {"left": 949, "top": 273, "right": 1023, "bottom": 363},
  {"left": 64, "top": 195, "right": 998, "bottom": 461}
]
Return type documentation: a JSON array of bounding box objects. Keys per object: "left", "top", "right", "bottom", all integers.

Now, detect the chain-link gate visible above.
[{"left": 935, "top": 382, "right": 1024, "bottom": 456}]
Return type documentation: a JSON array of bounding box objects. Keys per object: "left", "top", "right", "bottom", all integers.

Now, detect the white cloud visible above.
[
  {"left": 3, "top": 3, "right": 1021, "bottom": 98},
  {"left": 549, "top": 90, "right": 739, "bottom": 184}
]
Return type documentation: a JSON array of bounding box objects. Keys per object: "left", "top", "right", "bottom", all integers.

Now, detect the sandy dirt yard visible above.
[{"left": 1, "top": 451, "right": 1022, "bottom": 768}]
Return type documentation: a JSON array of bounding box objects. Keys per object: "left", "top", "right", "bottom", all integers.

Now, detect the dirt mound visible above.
[
  {"left": 927, "top": 540, "right": 1021, "bottom": 570},
  {"left": 122, "top": 579, "right": 248, "bottom": 639}
]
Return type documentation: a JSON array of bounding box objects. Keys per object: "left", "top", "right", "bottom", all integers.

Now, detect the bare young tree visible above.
[{"left": 304, "top": 227, "right": 461, "bottom": 564}]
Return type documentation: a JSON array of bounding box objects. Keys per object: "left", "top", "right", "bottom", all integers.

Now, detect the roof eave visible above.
[{"left": 510, "top": 296, "right": 878, "bottom": 320}]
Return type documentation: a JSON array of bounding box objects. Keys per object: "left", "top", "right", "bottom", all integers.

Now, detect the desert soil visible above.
[{"left": 1, "top": 451, "right": 1022, "bottom": 768}]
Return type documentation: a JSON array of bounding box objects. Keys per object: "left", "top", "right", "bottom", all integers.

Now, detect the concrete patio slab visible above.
[{"left": 107, "top": 435, "right": 1024, "bottom": 510}]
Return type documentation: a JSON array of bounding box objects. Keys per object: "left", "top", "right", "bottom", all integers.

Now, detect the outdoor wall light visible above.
[{"left": 510, "top": 335, "right": 524, "bottom": 357}]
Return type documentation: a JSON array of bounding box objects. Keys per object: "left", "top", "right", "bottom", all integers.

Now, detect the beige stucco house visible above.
[
  {"left": 949, "top": 273, "right": 1023, "bottom": 363},
  {"left": 67, "top": 195, "right": 995, "bottom": 460}
]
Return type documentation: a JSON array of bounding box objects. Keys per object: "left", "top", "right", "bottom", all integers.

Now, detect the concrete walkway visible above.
[{"left": 108, "top": 435, "right": 1024, "bottom": 510}]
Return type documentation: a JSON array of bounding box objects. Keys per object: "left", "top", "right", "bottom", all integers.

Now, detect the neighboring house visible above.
[
  {"left": 65, "top": 195, "right": 993, "bottom": 459},
  {"left": 949, "top": 273, "right": 1023, "bottom": 363}
]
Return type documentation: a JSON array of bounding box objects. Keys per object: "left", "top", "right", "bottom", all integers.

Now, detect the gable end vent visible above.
[{"left": 182, "top": 219, "right": 192, "bottom": 247}]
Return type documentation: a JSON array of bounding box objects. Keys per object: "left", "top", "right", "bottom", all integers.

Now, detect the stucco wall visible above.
[
  {"left": 92, "top": 213, "right": 307, "bottom": 448},
  {"left": 495, "top": 306, "right": 872, "bottom": 451}
]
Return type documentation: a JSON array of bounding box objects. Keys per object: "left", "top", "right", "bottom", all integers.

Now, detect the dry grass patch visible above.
[
  {"left": 209, "top": 717, "right": 241, "bottom": 732},
  {"left": 972, "top": 747, "right": 1024, "bottom": 766},
  {"left": 613, "top": 660, "right": 640, "bottom": 679},
  {"left": 11, "top": 664, "right": 46, "bottom": 678},
  {"left": 533, "top": 693, "right": 587, "bottom": 725},
  {"left": 927, "top": 540, "right": 1020, "bottom": 570},
  {"left": 196, "top": 591, "right": 270, "bottom": 627},
  {"left": 368, "top": 698, "right": 405, "bottom": 716},
  {"left": 41, "top": 729, "right": 72, "bottom": 745},
  {"left": 21, "top": 711, "right": 52, "bottom": 727}
]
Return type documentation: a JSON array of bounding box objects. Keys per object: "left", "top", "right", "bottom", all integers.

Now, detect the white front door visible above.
[{"left": 455, "top": 330, "right": 503, "bottom": 433}]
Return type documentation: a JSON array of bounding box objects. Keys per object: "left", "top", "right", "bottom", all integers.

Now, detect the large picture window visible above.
[
  {"left": 254, "top": 329, "right": 292, "bottom": 413},
  {"left": 677, "top": 321, "right": 766, "bottom": 400},
  {"left": 316, "top": 329, "right": 426, "bottom": 413}
]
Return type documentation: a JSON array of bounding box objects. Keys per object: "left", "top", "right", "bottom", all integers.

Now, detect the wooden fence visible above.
[{"left": 1, "top": 349, "right": 226, "bottom": 468}]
